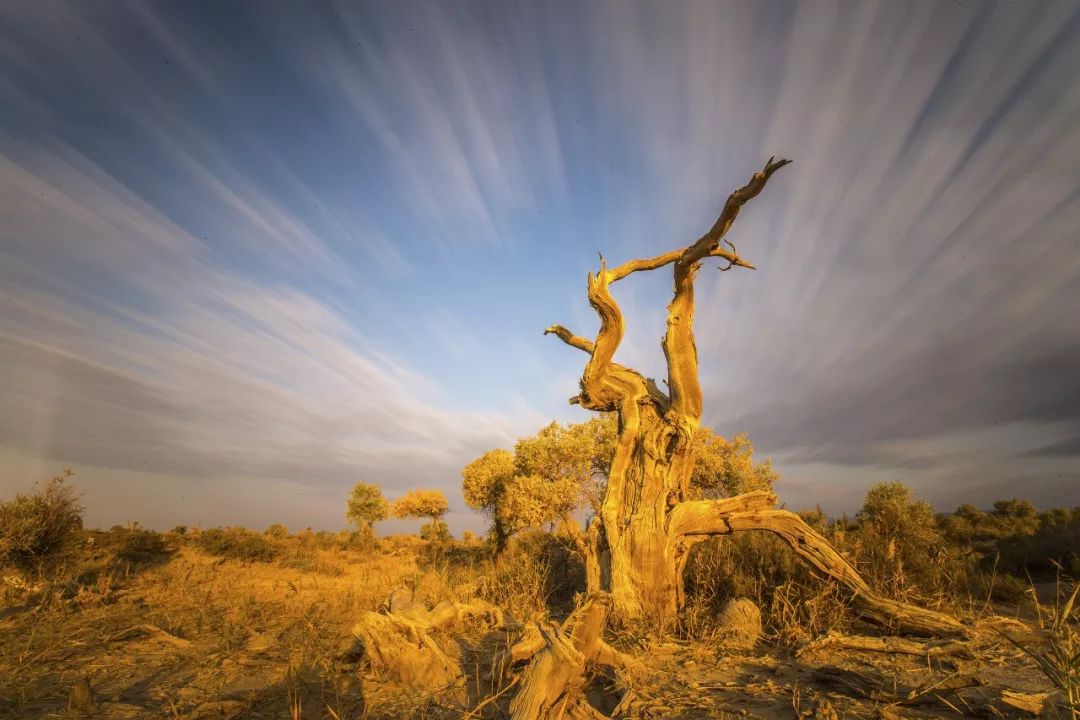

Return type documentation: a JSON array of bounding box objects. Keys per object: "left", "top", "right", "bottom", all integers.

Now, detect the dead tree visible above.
[{"left": 545, "top": 158, "right": 965, "bottom": 637}]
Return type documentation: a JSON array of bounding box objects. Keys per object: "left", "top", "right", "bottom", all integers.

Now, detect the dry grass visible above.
[
  {"left": 0, "top": 531, "right": 558, "bottom": 720},
  {"left": 0, "top": 527, "right": 1069, "bottom": 720},
  {"left": 1001, "top": 579, "right": 1080, "bottom": 718}
]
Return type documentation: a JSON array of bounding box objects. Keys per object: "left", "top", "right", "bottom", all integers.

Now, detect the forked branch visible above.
[{"left": 680, "top": 156, "right": 792, "bottom": 267}]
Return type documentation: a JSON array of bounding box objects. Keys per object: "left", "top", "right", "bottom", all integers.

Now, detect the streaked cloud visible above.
[{"left": 0, "top": 1, "right": 1077, "bottom": 530}]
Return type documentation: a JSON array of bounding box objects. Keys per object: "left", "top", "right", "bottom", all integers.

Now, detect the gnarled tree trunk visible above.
[{"left": 546, "top": 158, "right": 965, "bottom": 637}]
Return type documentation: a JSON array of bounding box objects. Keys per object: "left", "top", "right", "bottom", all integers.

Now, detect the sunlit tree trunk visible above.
[{"left": 546, "top": 158, "right": 966, "bottom": 636}]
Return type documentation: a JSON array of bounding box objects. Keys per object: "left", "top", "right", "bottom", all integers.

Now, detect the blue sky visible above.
[{"left": 1, "top": 1, "right": 1078, "bottom": 534}]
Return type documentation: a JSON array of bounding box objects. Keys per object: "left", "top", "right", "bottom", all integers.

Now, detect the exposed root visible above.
[{"left": 503, "top": 593, "right": 632, "bottom": 720}]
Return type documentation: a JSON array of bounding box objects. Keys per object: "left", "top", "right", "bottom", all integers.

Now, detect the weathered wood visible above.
[
  {"left": 797, "top": 631, "right": 973, "bottom": 658},
  {"left": 546, "top": 159, "right": 792, "bottom": 623},
  {"left": 1000, "top": 690, "right": 1053, "bottom": 715},
  {"left": 544, "top": 156, "right": 964, "bottom": 642},
  {"left": 352, "top": 588, "right": 505, "bottom": 701},
  {"left": 504, "top": 594, "right": 629, "bottom": 720},
  {"left": 666, "top": 502, "right": 967, "bottom": 636},
  {"left": 108, "top": 623, "right": 193, "bottom": 649}
]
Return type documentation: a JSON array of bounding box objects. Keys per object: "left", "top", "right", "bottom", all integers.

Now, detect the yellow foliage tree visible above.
[
  {"left": 462, "top": 416, "right": 618, "bottom": 551},
  {"left": 689, "top": 429, "right": 777, "bottom": 498},
  {"left": 462, "top": 417, "right": 776, "bottom": 551},
  {"left": 461, "top": 448, "right": 516, "bottom": 549},
  {"left": 392, "top": 489, "right": 449, "bottom": 540},
  {"left": 346, "top": 481, "right": 389, "bottom": 530}
]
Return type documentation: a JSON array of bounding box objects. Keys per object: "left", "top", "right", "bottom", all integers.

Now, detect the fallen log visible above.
[{"left": 797, "top": 631, "right": 973, "bottom": 659}]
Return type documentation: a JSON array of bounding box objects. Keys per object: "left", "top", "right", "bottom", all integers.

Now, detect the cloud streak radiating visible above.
[{"left": 1, "top": 1, "right": 1077, "bottom": 530}]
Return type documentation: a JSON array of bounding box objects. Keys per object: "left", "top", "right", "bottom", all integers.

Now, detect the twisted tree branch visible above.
[{"left": 668, "top": 500, "right": 969, "bottom": 637}]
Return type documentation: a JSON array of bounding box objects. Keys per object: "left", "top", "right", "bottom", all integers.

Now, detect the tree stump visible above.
[{"left": 499, "top": 593, "right": 631, "bottom": 720}]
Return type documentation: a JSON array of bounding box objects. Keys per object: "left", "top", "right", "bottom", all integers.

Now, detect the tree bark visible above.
[{"left": 546, "top": 158, "right": 968, "bottom": 637}]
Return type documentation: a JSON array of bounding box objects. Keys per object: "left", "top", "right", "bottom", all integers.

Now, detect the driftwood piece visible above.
[
  {"left": 108, "top": 623, "right": 192, "bottom": 649},
  {"left": 1000, "top": 690, "right": 1053, "bottom": 715},
  {"left": 812, "top": 664, "right": 983, "bottom": 711},
  {"left": 351, "top": 588, "right": 505, "bottom": 702},
  {"left": 503, "top": 593, "right": 629, "bottom": 720},
  {"left": 797, "top": 631, "right": 974, "bottom": 659}
]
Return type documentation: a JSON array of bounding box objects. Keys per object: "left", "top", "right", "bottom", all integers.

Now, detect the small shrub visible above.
[
  {"left": 171, "top": 525, "right": 188, "bottom": 536},
  {"left": 114, "top": 527, "right": 168, "bottom": 566},
  {"left": 341, "top": 526, "right": 377, "bottom": 552},
  {"left": 982, "top": 571, "right": 1029, "bottom": 605},
  {"left": 265, "top": 523, "right": 289, "bottom": 539},
  {"left": 419, "top": 519, "right": 452, "bottom": 543},
  {"left": 0, "top": 469, "right": 84, "bottom": 580},
  {"left": 196, "top": 528, "right": 280, "bottom": 562},
  {"left": 682, "top": 532, "right": 830, "bottom": 640}
]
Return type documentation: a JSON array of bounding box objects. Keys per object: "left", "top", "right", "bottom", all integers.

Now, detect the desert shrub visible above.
[
  {"left": 939, "top": 499, "right": 1079, "bottom": 585},
  {"left": 379, "top": 533, "right": 426, "bottom": 555},
  {"left": 196, "top": 527, "right": 280, "bottom": 562},
  {"left": 113, "top": 526, "right": 168, "bottom": 566},
  {"left": 942, "top": 499, "right": 1040, "bottom": 545},
  {"left": 341, "top": 526, "right": 377, "bottom": 552},
  {"left": 980, "top": 571, "right": 1029, "bottom": 604},
  {"left": 688, "top": 531, "right": 831, "bottom": 607},
  {"left": 313, "top": 530, "right": 340, "bottom": 551},
  {"left": 265, "top": 523, "right": 289, "bottom": 539},
  {"left": 419, "top": 519, "right": 451, "bottom": 543},
  {"left": 852, "top": 482, "right": 973, "bottom": 603},
  {"left": 797, "top": 506, "right": 828, "bottom": 531},
  {"left": 996, "top": 518, "right": 1080, "bottom": 577},
  {"left": 0, "top": 469, "right": 84, "bottom": 580},
  {"left": 517, "top": 529, "right": 584, "bottom": 608},
  {"left": 171, "top": 525, "right": 188, "bottom": 536}
]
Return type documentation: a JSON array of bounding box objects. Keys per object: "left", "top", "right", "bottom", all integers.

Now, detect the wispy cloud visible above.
[
  {"left": 0, "top": 138, "right": 542, "bottom": 528},
  {"left": 1, "top": 1, "right": 1077, "bottom": 529}
]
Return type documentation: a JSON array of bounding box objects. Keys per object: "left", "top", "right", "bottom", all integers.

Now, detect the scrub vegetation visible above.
[{"left": 1, "top": 466, "right": 1077, "bottom": 719}]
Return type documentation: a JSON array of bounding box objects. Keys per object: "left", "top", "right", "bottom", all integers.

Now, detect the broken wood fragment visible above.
[
  {"left": 108, "top": 623, "right": 192, "bottom": 649},
  {"left": 504, "top": 593, "right": 632, "bottom": 720},
  {"left": 798, "top": 631, "right": 973, "bottom": 659},
  {"left": 351, "top": 587, "right": 506, "bottom": 702}
]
